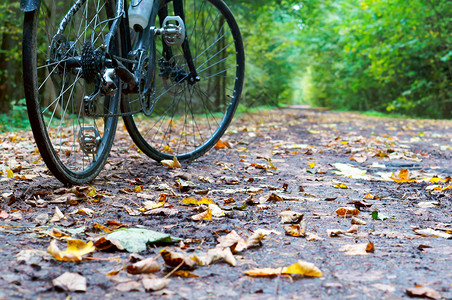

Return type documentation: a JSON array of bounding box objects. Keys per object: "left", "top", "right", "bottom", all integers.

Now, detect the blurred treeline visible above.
[{"left": 0, "top": 0, "right": 450, "bottom": 124}]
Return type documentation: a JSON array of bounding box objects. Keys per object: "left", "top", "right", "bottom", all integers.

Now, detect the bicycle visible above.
[{"left": 21, "top": 0, "right": 245, "bottom": 185}]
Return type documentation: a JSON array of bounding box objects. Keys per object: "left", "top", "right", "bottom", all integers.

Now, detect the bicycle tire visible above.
[
  {"left": 122, "top": 0, "right": 245, "bottom": 162},
  {"left": 23, "top": 1, "right": 124, "bottom": 184}
]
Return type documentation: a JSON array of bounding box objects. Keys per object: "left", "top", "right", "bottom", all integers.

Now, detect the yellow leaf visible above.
[
  {"left": 47, "top": 239, "right": 95, "bottom": 262},
  {"left": 283, "top": 260, "right": 322, "bottom": 277},
  {"left": 335, "top": 207, "right": 360, "bottom": 217},
  {"left": 87, "top": 186, "right": 96, "bottom": 197},
  {"left": 308, "top": 162, "right": 316, "bottom": 169},
  {"left": 198, "top": 198, "right": 215, "bottom": 205},
  {"left": 364, "top": 193, "right": 374, "bottom": 199},
  {"left": 243, "top": 267, "right": 283, "bottom": 277},
  {"left": 93, "top": 223, "right": 111, "bottom": 233},
  {"left": 334, "top": 183, "right": 348, "bottom": 189},
  {"left": 429, "top": 176, "right": 446, "bottom": 183},
  {"left": 6, "top": 170, "right": 13, "bottom": 179},
  {"left": 181, "top": 198, "right": 198, "bottom": 205},
  {"left": 161, "top": 156, "right": 181, "bottom": 169},
  {"left": 163, "top": 145, "right": 173, "bottom": 154},
  {"left": 133, "top": 186, "right": 143, "bottom": 193},
  {"left": 390, "top": 169, "right": 416, "bottom": 183}
]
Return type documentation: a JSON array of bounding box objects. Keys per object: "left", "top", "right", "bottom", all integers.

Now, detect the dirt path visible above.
[{"left": 0, "top": 107, "right": 451, "bottom": 299}]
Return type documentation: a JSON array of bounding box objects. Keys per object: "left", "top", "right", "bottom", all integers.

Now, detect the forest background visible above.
[{"left": 0, "top": 0, "right": 450, "bottom": 132}]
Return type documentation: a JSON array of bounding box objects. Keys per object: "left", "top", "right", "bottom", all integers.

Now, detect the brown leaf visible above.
[
  {"left": 335, "top": 207, "right": 360, "bottom": 217},
  {"left": 217, "top": 230, "right": 247, "bottom": 253},
  {"left": 284, "top": 220, "right": 307, "bottom": 237},
  {"left": 160, "top": 249, "right": 196, "bottom": 269},
  {"left": 406, "top": 284, "right": 441, "bottom": 300},
  {"left": 126, "top": 257, "right": 161, "bottom": 274}
]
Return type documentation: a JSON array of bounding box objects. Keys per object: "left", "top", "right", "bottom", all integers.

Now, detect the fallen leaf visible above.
[
  {"left": 284, "top": 220, "right": 307, "bottom": 237},
  {"left": 161, "top": 156, "right": 181, "bottom": 169},
  {"left": 192, "top": 247, "right": 237, "bottom": 267},
  {"left": 351, "top": 217, "right": 367, "bottom": 225},
  {"left": 390, "top": 168, "right": 416, "bottom": 183},
  {"left": 244, "top": 260, "right": 322, "bottom": 277},
  {"left": 335, "top": 207, "right": 359, "bottom": 217},
  {"left": 327, "top": 229, "right": 344, "bottom": 237},
  {"left": 413, "top": 228, "right": 452, "bottom": 239},
  {"left": 406, "top": 284, "right": 441, "bottom": 299},
  {"left": 115, "top": 281, "right": 144, "bottom": 292},
  {"left": 160, "top": 249, "right": 196, "bottom": 269},
  {"left": 216, "top": 230, "right": 247, "bottom": 253},
  {"left": 339, "top": 243, "right": 375, "bottom": 255},
  {"left": 284, "top": 260, "right": 322, "bottom": 277},
  {"left": 191, "top": 209, "right": 212, "bottom": 221},
  {"left": 103, "top": 228, "right": 179, "bottom": 252},
  {"left": 346, "top": 225, "right": 359, "bottom": 233},
  {"left": 53, "top": 272, "right": 87, "bottom": 292},
  {"left": 0, "top": 210, "right": 8, "bottom": 219},
  {"left": 333, "top": 163, "right": 370, "bottom": 180},
  {"left": 47, "top": 239, "right": 95, "bottom": 262},
  {"left": 142, "top": 278, "right": 171, "bottom": 292},
  {"left": 334, "top": 183, "right": 348, "bottom": 189},
  {"left": 417, "top": 201, "right": 439, "bottom": 208},
  {"left": 126, "top": 257, "right": 161, "bottom": 274},
  {"left": 278, "top": 210, "right": 304, "bottom": 223},
  {"left": 371, "top": 211, "right": 392, "bottom": 221},
  {"left": 50, "top": 206, "right": 64, "bottom": 222},
  {"left": 214, "top": 139, "right": 231, "bottom": 149}
]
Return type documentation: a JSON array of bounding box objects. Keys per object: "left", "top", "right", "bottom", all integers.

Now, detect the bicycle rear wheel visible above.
[
  {"left": 123, "top": 0, "right": 245, "bottom": 161},
  {"left": 23, "top": 1, "right": 123, "bottom": 184}
]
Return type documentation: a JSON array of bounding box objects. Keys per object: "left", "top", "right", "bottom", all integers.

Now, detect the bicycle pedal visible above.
[
  {"left": 155, "top": 16, "right": 186, "bottom": 47},
  {"left": 78, "top": 126, "right": 101, "bottom": 155}
]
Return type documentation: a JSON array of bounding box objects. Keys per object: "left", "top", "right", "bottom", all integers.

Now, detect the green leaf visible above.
[
  {"left": 371, "top": 211, "right": 392, "bottom": 221},
  {"left": 105, "top": 228, "right": 180, "bottom": 252}
]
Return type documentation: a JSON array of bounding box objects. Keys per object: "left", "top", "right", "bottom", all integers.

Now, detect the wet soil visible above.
[{"left": 0, "top": 107, "right": 451, "bottom": 299}]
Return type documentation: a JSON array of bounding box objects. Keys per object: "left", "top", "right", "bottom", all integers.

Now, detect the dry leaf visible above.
[
  {"left": 161, "top": 156, "right": 181, "bottom": 169},
  {"left": 69, "top": 207, "right": 94, "bottom": 217},
  {"left": 334, "top": 183, "right": 348, "bottom": 189},
  {"left": 214, "top": 139, "right": 231, "bottom": 149},
  {"left": 191, "top": 209, "right": 212, "bottom": 221},
  {"left": 126, "top": 257, "right": 161, "bottom": 274},
  {"left": 413, "top": 228, "right": 452, "bottom": 239},
  {"left": 284, "top": 260, "right": 322, "bottom": 277},
  {"left": 142, "top": 278, "right": 171, "bottom": 292},
  {"left": 192, "top": 247, "right": 236, "bottom": 267},
  {"left": 244, "top": 260, "right": 322, "bottom": 277},
  {"left": 346, "top": 225, "right": 359, "bottom": 233},
  {"left": 278, "top": 210, "right": 304, "bottom": 223},
  {"left": 327, "top": 229, "right": 344, "bottom": 237},
  {"left": 50, "top": 206, "right": 64, "bottom": 222},
  {"left": 246, "top": 231, "right": 265, "bottom": 248},
  {"left": 47, "top": 239, "right": 95, "bottom": 262},
  {"left": 339, "top": 243, "right": 375, "bottom": 255},
  {"left": 0, "top": 210, "right": 8, "bottom": 219},
  {"left": 390, "top": 168, "right": 416, "bottom": 183},
  {"left": 406, "top": 284, "right": 441, "bottom": 300},
  {"left": 160, "top": 249, "right": 196, "bottom": 269},
  {"left": 115, "top": 281, "right": 144, "bottom": 292},
  {"left": 53, "top": 272, "right": 86, "bottom": 292},
  {"left": 335, "top": 207, "right": 360, "bottom": 217},
  {"left": 217, "top": 230, "right": 247, "bottom": 253},
  {"left": 351, "top": 216, "right": 367, "bottom": 225},
  {"left": 284, "top": 220, "right": 307, "bottom": 237}
]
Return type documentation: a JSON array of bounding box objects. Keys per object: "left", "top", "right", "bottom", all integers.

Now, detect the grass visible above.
[{"left": 0, "top": 99, "right": 31, "bottom": 133}]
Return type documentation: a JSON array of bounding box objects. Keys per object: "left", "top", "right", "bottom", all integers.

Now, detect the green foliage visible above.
[
  {"left": 298, "top": 0, "right": 451, "bottom": 118},
  {"left": 0, "top": 99, "right": 30, "bottom": 133},
  {"left": 229, "top": 1, "right": 303, "bottom": 108}
]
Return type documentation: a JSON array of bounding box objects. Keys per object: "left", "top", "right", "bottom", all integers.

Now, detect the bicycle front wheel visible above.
[
  {"left": 23, "top": 1, "right": 123, "bottom": 184},
  {"left": 123, "top": 0, "right": 245, "bottom": 162}
]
